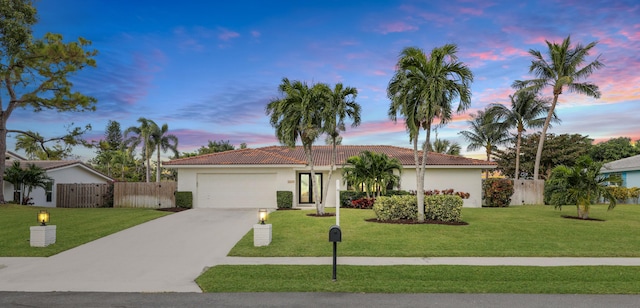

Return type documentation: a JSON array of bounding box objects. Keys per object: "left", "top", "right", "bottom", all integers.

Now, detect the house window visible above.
[
  {"left": 45, "top": 180, "right": 54, "bottom": 203},
  {"left": 299, "top": 173, "right": 322, "bottom": 204}
]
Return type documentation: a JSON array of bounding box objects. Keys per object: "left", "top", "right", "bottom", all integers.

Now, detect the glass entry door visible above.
[{"left": 299, "top": 173, "right": 322, "bottom": 204}]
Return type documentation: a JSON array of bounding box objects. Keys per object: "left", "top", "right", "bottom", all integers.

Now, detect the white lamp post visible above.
[
  {"left": 30, "top": 210, "right": 56, "bottom": 247},
  {"left": 253, "top": 208, "right": 272, "bottom": 246}
]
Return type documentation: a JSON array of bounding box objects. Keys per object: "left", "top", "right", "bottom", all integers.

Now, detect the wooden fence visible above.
[
  {"left": 57, "top": 183, "right": 111, "bottom": 208},
  {"left": 113, "top": 182, "right": 177, "bottom": 208}
]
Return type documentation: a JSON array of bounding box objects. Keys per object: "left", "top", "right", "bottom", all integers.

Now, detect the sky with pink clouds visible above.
[{"left": 8, "top": 0, "right": 640, "bottom": 160}]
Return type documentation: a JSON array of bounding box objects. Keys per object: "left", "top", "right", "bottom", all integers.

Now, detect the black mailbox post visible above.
[{"left": 329, "top": 225, "right": 341, "bottom": 281}]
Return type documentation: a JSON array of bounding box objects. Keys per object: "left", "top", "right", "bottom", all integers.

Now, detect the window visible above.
[
  {"left": 299, "top": 173, "right": 322, "bottom": 204},
  {"left": 45, "top": 180, "right": 54, "bottom": 203}
]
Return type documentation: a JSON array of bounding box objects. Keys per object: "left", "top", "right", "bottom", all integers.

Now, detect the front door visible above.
[{"left": 298, "top": 172, "right": 322, "bottom": 204}]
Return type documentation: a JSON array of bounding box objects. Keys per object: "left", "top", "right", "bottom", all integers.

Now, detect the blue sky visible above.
[{"left": 9, "top": 0, "right": 640, "bottom": 160}]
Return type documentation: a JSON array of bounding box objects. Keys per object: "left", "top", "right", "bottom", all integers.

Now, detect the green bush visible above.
[
  {"left": 339, "top": 191, "right": 368, "bottom": 207},
  {"left": 483, "top": 179, "right": 514, "bottom": 207},
  {"left": 425, "top": 195, "right": 463, "bottom": 222},
  {"left": 373, "top": 195, "right": 417, "bottom": 220},
  {"left": 276, "top": 191, "right": 293, "bottom": 209},
  {"left": 175, "top": 191, "right": 193, "bottom": 208}
]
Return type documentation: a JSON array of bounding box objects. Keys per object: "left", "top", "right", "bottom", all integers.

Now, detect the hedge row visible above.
[{"left": 373, "top": 195, "right": 463, "bottom": 222}]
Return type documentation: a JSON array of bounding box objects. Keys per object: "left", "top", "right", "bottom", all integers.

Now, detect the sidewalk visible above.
[{"left": 217, "top": 256, "right": 640, "bottom": 266}]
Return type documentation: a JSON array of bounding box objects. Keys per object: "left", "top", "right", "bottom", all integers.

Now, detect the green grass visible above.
[
  {"left": 197, "top": 265, "right": 640, "bottom": 294},
  {"left": 0, "top": 204, "right": 169, "bottom": 257},
  {"left": 229, "top": 205, "right": 640, "bottom": 257}
]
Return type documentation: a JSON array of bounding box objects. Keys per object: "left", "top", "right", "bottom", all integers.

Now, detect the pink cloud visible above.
[
  {"left": 251, "top": 30, "right": 261, "bottom": 38},
  {"left": 372, "top": 70, "right": 387, "bottom": 76},
  {"left": 378, "top": 21, "right": 418, "bottom": 34},
  {"left": 458, "top": 7, "right": 483, "bottom": 16},
  {"left": 218, "top": 27, "right": 240, "bottom": 41}
]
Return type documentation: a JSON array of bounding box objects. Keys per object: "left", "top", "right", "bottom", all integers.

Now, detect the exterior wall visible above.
[
  {"left": 625, "top": 170, "right": 640, "bottom": 188},
  {"left": 4, "top": 166, "right": 110, "bottom": 207},
  {"left": 176, "top": 167, "right": 295, "bottom": 208},
  {"left": 399, "top": 168, "right": 483, "bottom": 208}
]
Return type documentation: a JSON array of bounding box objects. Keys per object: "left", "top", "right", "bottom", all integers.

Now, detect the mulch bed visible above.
[
  {"left": 306, "top": 213, "right": 337, "bottom": 217},
  {"left": 277, "top": 208, "right": 301, "bottom": 211},
  {"left": 561, "top": 215, "right": 605, "bottom": 222},
  {"left": 157, "top": 207, "right": 190, "bottom": 213},
  {"left": 365, "top": 218, "right": 468, "bottom": 225}
]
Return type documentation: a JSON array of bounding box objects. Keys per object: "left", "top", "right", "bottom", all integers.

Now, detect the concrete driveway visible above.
[{"left": 0, "top": 209, "right": 256, "bottom": 292}]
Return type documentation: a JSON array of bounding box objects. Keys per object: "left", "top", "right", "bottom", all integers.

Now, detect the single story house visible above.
[
  {"left": 163, "top": 145, "right": 496, "bottom": 209},
  {"left": 601, "top": 154, "right": 640, "bottom": 188},
  {"left": 3, "top": 152, "right": 113, "bottom": 207}
]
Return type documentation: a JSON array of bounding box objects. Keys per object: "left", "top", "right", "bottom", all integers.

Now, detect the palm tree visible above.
[
  {"left": 388, "top": 44, "right": 473, "bottom": 222},
  {"left": 4, "top": 161, "right": 25, "bottom": 202},
  {"left": 459, "top": 110, "right": 510, "bottom": 179},
  {"left": 487, "top": 91, "right": 558, "bottom": 179},
  {"left": 124, "top": 117, "right": 158, "bottom": 182},
  {"left": 150, "top": 123, "right": 179, "bottom": 182},
  {"left": 429, "top": 138, "right": 461, "bottom": 155},
  {"left": 320, "top": 82, "right": 361, "bottom": 208},
  {"left": 547, "top": 157, "right": 615, "bottom": 219},
  {"left": 513, "top": 35, "right": 603, "bottom": 180},
  {"left": 22, "top": 163, "right": 52, "bottom": 204},
  {"left": 266, "top": 78, "right": 326, "bottom": 215},
  {"left": 342, "top": 151, "right": 402, "bottom": 198}
]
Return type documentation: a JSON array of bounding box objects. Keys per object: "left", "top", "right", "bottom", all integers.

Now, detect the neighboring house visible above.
[
  {"left": 164, "top": 145, "right": 496, "bottom": 209},
  {"left": 601, "top": 154, "right": 640, "bottom": 188},
  {"left": 3, "top": 153, "right": 113, "bottom": 207}
]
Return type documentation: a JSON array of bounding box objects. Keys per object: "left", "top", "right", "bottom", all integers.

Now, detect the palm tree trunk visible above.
[
  {"left": 485, "top": 147, "right": 491, "bottom": 179},
  {"left": 534, "top": 94, "right": 559, "bottom": 180},
  {"left": 515, "top": 130, "right": 522, "bottom": 180},
  {"left": 305, "top": 144, "right": 323, "bottom": 215},
  {"left": 156, "top": 143, "right": 161, "bottom": 182},
  {"left": 413, "top": 134, "right": 425, "bottom": 222},
  {"left": 321, "top": 139, "right": 337, "bottom": 209}
]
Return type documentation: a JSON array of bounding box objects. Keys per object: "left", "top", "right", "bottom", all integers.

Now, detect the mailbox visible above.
[{"left": 329, "top": 225, "right": 342, "bottom": 242}]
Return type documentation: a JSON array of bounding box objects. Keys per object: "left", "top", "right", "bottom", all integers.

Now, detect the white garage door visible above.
[{"left": 196, "top": 173, "right": 277, "bottom": 208}]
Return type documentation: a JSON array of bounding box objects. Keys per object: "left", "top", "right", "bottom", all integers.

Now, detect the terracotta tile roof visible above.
[{"left": 164, "top": 145, "right": 496, "bottom": 167}]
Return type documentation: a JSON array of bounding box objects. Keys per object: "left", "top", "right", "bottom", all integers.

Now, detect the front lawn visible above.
[
  {"left": 197, "top": 265, "right": 640, "bottom": 294},
  {"left": 0, "top": 204, "right": 170, "bottom": 257},
  {"left": 228, "top": 205, "right": 640, "bottom": 257}
]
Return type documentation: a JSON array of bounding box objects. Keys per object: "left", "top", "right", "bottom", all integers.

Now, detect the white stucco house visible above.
[
  {"left": 164, "top": 145, "right": 496, "bottom": 209},
  {"left": 3, "top": 152, "right": 112, "bottom": 207}
]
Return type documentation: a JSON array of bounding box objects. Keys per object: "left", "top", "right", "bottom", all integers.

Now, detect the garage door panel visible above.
[{"left": 197, "top": 173, "right": 276, "bottom": 208}]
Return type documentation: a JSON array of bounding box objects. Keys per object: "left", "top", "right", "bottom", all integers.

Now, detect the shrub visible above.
[
  {"left": 175, "top": 191, "right": 193, "bottom": 208},
  {"left": 425, "top": 195, "right": 463, "bottom": 222},
  {"left": 276, "top": 191, "right": 293, "bottom": 209},
  {"left": 373, "top": 195, "right": 417, "bottom": 220},
  {"left": 483, "top": 178, "right": 514, "bottom": 207},
  {"left": 339, "top": 191, "right": 368, "bottom": 207},
  {"left": 606, "top": 186, "right": 629, "bottom": 203},
  {"left": 409, "top": 189, "right": 470, "bottom": 199},
  {"left": 349, "top": 197, "right": 376, "bottom": 209},
  {"left": 629, "top": 187, "right": 640, "bottom": 203}
]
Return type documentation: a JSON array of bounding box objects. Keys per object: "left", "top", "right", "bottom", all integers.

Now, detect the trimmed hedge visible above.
[
  {"left": 425, "top": 195, "right": 463, "bottom": 222},
  {"left": 175, "top": 191, "right": 193, "bottom": 208},
  {"left": 373, "top": 195, "right": 463, "bottom": 222},
  {"left": 276, "top": 191, "right": 293, "bottom": 209},
  {"left": 483, "top": 178, "right": 514, "bottom": 207},
  {"left": 373, "top": 195, "right": 417, "bottom": 220}
]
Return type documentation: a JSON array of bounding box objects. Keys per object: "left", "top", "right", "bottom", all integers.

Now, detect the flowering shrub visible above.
[
  {"left": 350, "top": 197, "right": 376, "bottom": 209},
  {"left": 409, "top": 189, "right": 470, "bottom": 199},
  {"left": 483, "top": 178, "right": 514, "bottom": 207}
]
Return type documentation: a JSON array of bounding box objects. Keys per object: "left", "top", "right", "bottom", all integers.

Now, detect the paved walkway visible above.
[{"left": 2, "top": 208, "right": 640, "bottom": 293}]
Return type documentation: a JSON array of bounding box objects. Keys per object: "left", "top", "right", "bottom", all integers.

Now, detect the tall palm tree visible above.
[
  {"left": 430, "top": 139, "right": 461, "bottom": 156},
  {"left": 388, "top": 44, "right": 473, "bottom": 222},
  {"left": 150, "top": 123, "right": 179, "bottom": 182},
  {"left": 320, "top": 82, "right": 361, "bottom": 207},
  {"left": 124, "top": 117, "right": 158, "bottom": 182},
  {"left": 487, "top": 91, "right": 558, "bottom": 179},
  {"left": 513, "top": 35, "right": 603, "bottom": 180},
  {"left": 266, "top": 78, "right": 326, "bottom": 215},
  {"left": 459, "top": 110, "right": 510, "bottom": 179}
]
